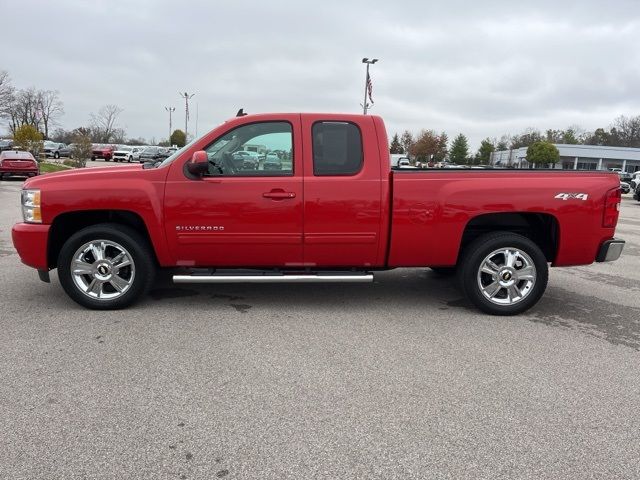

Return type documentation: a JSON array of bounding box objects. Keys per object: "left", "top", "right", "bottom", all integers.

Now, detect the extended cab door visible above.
[
  {"left": 163, "top": 116, "right": 304, "bottom": 267},
  {"left": 301, "top": 115, "right": 385, "bottom": 267}
]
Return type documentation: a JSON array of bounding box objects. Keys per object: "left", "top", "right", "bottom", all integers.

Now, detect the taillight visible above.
[{"left": 603, "top": 187, "right": 621, "bottom": 228}]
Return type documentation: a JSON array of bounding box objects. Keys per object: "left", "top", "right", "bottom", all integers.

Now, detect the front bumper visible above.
[
  {"left": 11, "top": 223, "right": 50, "bottom": 270},
  {"left": 596, "top": 238, "right": 625, "bottom": 262}
]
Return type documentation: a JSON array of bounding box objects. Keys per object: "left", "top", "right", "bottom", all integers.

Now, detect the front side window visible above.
[
  {"left": 312, "top": 121, "right": 363, "bottom": 176},
  {"left": 204, "top": 122, "right": 293, "bottom": 176}
]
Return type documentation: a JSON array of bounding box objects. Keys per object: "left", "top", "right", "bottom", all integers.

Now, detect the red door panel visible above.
[
  {"left": 301, "top": 114, "right": 383, "bottom": 267},
  {"left": 163, "top": 115, "right": 304, "bottom": 267}
]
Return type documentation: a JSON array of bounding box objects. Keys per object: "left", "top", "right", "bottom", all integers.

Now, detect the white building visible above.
[{"left": 490, "top": 144, "right": 640, "bottom": 172}]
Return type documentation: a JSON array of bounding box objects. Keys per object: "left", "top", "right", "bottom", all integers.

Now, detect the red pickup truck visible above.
[{"left": 11, "top": 113, "right": 624, "bottom": 314}]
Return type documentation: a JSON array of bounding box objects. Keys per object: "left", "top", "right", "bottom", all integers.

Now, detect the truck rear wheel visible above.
[
  {"left": 457, "top": 232, "right": 548, "bottom": 315},
  {"left": 57, "top": 223, "right": 155, "bottom": 310}
]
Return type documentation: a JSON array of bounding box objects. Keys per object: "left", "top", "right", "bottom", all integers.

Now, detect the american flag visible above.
[{"left": 367, "top": 72, "right": 374, "bottom": 104}]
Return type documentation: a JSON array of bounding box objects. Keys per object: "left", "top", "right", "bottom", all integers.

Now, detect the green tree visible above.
[
  {"left": 13, "top": 124, "right": 44, "bottom": 159},
  {"left": 170, "top": 129, "right": 186, "bottom": 147},
  {"left": 400, "top": 130, "right": 414, "bottom": 155},
  {"left": 477, "top": 138, "right": 495, "bottom": 165},
  {"left": 526, "top": 141, "right": 560, "bottom": 168},
  {"left": 449, "top": 134, "right": 469, "bottom": 164},
  {"left": 434, "top": 132, "right": 448, "bottom": 162},
  {"left": 389, "top": 133, "right": 403, "bottom": 154}
]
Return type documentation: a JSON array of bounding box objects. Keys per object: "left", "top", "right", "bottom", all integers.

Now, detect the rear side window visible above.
[{"left": 312, "top": 121, "right": 363, "bottom": 176}]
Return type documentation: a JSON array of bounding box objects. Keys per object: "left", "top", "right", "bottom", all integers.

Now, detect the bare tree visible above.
[
  {"left": 7, "top": 87, "right": 43, "bottom": 135},
  {"left": 90, "top": 104, "right": 123, "bottom": 143},
  {"left": 611, "top": 115, "right": 640, "bottom": 148},
  {"left": 0, "top": 70, "right": 15, "bottom": 119},
  {"left": 38, "top": 90, "right": 64, "bottom": 139}
]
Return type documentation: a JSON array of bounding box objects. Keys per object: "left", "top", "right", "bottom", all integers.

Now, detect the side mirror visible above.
[{"left": 187, "top": 150, "right": 208, "bottom": 176}]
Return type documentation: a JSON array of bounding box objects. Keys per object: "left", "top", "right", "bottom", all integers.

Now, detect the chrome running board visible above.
[{"left": 173, "top": 272, "right": 373, "bottom": 284}]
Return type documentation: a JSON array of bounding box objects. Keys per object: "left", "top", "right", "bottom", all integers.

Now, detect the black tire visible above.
[
  {"left": 57, "top": 223, "right": 156, "bottom": 310},
  {"left": 54, "top": 152, "right": 60, "bottom": 159},
  {"left": 91, "top": 155, "right": 96, "bottom": 161},
  {"left": 128, "top": 156, "right": 133, "bottom": 163},
  {"left": 456, "top": 232, "right": 548, "bottom": 316}
]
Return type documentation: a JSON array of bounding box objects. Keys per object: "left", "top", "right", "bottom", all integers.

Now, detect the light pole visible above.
[
  {"left": 361, "top": 58, "right": 378, "bottom": 115},
  {"left": 165, "top": 106, "right": 175, "bottom": 144},
  {"left": 178, "top": 92, "right": 195, "bottom": 140}
]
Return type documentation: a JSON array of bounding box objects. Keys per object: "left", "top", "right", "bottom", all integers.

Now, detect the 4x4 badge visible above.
[{"left": 555, "top": 193, "right": 588, "bottom": 201}]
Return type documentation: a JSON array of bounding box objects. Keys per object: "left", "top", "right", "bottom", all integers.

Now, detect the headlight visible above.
[{"left": 21, "top": 189, "right": 42, "bottom": 223}]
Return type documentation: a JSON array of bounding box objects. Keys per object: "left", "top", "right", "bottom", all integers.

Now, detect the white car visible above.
[
  {"left": 112, "top": 146, "right": 135, "bottom": 162},
  {"left": 112, "top": 146, "right": 145, "bottom": 163},
  {"left": 629, "top": 171, "right": 640, "bottom": 191}
]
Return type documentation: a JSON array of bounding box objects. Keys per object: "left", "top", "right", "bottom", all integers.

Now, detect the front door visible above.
[{"left": 164, "top": 117, "right": 304, "bottom": 267}]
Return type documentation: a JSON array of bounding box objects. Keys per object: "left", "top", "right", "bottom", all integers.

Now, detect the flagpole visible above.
[
  {"left": 361, "top": 58, "right": 378, "bottom": 115},
  {"left": 362, "top": 62, "right": 369, "bottom": 115},
  {"left": 179, "top": 92, "right": 195, "bottom": 140}
]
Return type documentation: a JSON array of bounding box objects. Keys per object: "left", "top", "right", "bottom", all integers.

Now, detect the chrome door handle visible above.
[{"left": 263, "top": 191, "right": 296, "bottom": 199}]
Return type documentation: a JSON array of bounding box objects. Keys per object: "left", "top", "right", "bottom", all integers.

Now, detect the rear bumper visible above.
[
  {"left": 1, "top": 168, "right": 38, "bottom": 176},
  {"left": 11, "top": 223, "right": 50, "bottom": 270},
  {"left": 596, "top": 238, "right": 625, "bottom": 262}
]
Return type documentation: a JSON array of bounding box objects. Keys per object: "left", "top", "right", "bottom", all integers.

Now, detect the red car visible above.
[
  {"left": 0, "top": 150, "right": 39, "bottom": 180},
  {"left": 91, "top": 144, "right": 114, "bottom": 161},
  {"left": 11, "top": 112, "right": 624, "bottom": 314}
]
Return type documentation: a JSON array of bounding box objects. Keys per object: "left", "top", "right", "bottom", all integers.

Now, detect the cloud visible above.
[{"left": 3, "top": 0, "right": 640, "bottom": 148}]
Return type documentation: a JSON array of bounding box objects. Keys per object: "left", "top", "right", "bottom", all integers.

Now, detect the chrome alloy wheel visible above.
[
  {"left": 476, "top": 247, "right": 537, "bottom": 306},
  {"left": 70, "top": 240, "right": 135, "bottom": 300}
]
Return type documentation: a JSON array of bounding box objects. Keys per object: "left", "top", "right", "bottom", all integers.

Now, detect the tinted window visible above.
[
  {"left": 204, "top": 122, "right": 293, "bottom": 176},
  {"left": 312, "top": 122, "right": 363, "bottom": 176}
]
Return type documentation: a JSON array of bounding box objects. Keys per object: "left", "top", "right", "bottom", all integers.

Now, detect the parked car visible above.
[
  {"left": 0, "top": 139, "right": 14, "bottom": 152},
  {"left": 263, "top": 153, "right": 282, "bottom": 170},
  {"left": 0, "top": 150, "right": 39, "bottom": 179},
  {"left": 139, "top": 146, "right": 169, "bottom": 162},
  {"left": 11, "top": 112, "right": 625, "bottom": 315},
  {"left": 112, "top": 146, "right": 137, "bottom": 162},
  {"left": 629, "top": 171, "right": 640, "bottom": 191},
  {"left": 231, "top": 150, "right": 260, "bottom": 170},
  {"left": 91, "top": 144, "right": 115, "bottom": 161},
  {"left": 43, "top": 142, "right": 72, "bottom": 159},
  {"left": 131, "top": 146, "right": 145, "bottom": 162},
  {"left": 634, "top": 183, "right": 640, "bottom": 201},
  {"left": 390, "top": 154, "right": 411, "bottom": 168},
  {"left": 619, "top": 171, "right": 633, "bottom": 183},
  {"left": 620, "top": 181, "right": 631, "bottom": 194}
]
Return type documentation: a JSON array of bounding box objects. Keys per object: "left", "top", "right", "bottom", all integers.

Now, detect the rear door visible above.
[{"left": 301, "top": 115, "right": 383, "bottom": 267}]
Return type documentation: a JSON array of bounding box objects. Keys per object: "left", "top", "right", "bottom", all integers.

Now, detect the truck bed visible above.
[{"left": 388, "top": 169, "right": 620, "bottom": 268}]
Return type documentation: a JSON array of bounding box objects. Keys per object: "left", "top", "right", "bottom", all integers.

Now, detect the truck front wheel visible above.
[
  {"left": 457, "top": 232, "right": 548, "bottom": 315},
  {"left": 57, "top": 224, "right": 155, "bottom": 309}
]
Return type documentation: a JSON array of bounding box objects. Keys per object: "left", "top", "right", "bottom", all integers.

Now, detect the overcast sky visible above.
[{"left": 3, "top": 0, "right": 640, "bottom": 148}]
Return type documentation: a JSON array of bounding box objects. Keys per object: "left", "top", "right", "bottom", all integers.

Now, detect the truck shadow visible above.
[{"left": 147, "top": 268, "right": 464, "bottom": 312}]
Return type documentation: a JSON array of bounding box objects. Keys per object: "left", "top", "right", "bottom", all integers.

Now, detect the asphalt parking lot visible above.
[{"left": 1, "top": 176, "right": 640, "bottom": 479}]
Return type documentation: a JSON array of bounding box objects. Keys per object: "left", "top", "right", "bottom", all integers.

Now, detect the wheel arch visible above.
[
  {"left": 458, "top": 212, "right": 560, "bottom": 263},
  {"left": 48, "top": 210, "right": 159, "bottom": 269}
]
